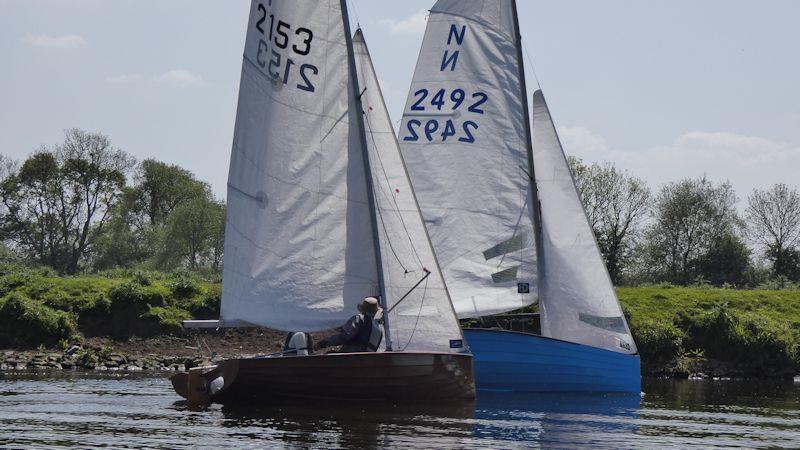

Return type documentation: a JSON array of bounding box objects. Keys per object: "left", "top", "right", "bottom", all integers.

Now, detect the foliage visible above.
[
  {"left": 158, "top": 197, "right": 225, "bottom": 270},
  {"left": 92, "top": 159, "right": 222, "bottom": 273},
  {"left": 619, "top": 285, "right": 800, "bottom": 372},
  {"left": 0, "top": 292, "right": 76, "bottom": 345},
  {"left": 140, "top": 306, "right": 192, "bottom": 334},
  {"left": 643, "top": 176, "right": 742, "bottom": 285},
  {"left": 0, "top": 130, "right": 134, "bottom": 274},
  {"left": 568, "top": 157, "right": 650, "bottom": 284},
  {"left": 746, "top": 183, "right": 800, "bottom": 280},
  {"left": 696, "top": 233, "right": 751, "bottom": 286},
  {"left": 167, "top": 271, "right": 202, "bottom": 298}
]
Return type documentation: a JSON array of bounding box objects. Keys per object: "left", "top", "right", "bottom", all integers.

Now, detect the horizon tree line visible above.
[{"left": 1, "top": 129, "right": 799, "bottom": 288}]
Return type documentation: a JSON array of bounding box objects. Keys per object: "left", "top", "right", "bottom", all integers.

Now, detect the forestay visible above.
[
  {"left": 532, "top": 90, "right": 637, "bottom": 354},
  {"left": 353, "top": 29, "right": 465, "bottom": 352},
  {"left": 221, "top": 0, "right": 379, "bottom": 331},
  {"left": 399, "top": 0, "right": 538, "bottom": 319}
]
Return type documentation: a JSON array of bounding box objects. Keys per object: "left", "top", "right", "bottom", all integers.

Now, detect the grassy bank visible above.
[
  {"left": 619, "top": 285, "right": 800, "bottom": 377},
  {"left": 0, "top": 264, "right": 219, "bottom": 347},
  {"left": 1, "top": 264, "right": 798, "bottom": 377}
]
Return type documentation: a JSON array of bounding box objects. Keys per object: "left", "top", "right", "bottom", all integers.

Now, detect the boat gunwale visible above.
[{"left": 464, "top": 327, "right": 640, "bottom": 357}]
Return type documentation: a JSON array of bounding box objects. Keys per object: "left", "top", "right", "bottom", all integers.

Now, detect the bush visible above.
[
  {"left": 630, "top": 319, "right": 686, "bottom": 363},
  {"left": 0, "top": 292, "right": 76, "bottom": 346},
  {"left": 187, "top": 286, "right": 220, "bottom": 319},
  {"left": 682, "top": 302, "right": 799, "bottom": 372},
  {"left": 167, "top": 271, "right": 201, "bottom": 298},
  {"left": 141, "top": 306, "right": 191, "bottom": 335},
  {"left": 103, "top": 281, "right": 168, "bottom": 338}
]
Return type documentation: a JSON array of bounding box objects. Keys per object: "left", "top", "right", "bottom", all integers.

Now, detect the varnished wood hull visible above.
[{"left": 171, "top": 352, "right": 475, "bottom": 408}]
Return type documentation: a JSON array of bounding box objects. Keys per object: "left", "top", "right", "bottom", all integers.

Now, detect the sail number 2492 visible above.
[
  {"left": 252, "top": 3, "right": 319, "bottom": 93},
  {"left": 403, "top": 88, "right": 487, "bottom": 144}
]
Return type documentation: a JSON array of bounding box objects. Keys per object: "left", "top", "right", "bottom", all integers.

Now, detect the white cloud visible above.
[
  {"left": 557, "top": 127, "right": 800, "bottom": 201},
  {"left": 558, "top": 126, "right": 611, "bottom": 155},
  {"left": 21, "top": 34, "right": 86, "bottom": 49},
  {"left": 378, "top": 9, "right": 428, "bottom": 36},
  {"left": 153, "top": 69, "right": 205, "bottom": 87},
  {"left": 106, "top": 74, "right": 141, "bottom": 84}
]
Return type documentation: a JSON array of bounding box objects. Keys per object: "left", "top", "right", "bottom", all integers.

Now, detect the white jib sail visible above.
[
  {"left": 532, "top": 90, "right": 637, "bottom": 354},
  {"left": 399, "top": 0, "right": 538, "bottom": 319},
  {"left": 353, "top": 29, "right": 466, "bottom": 353},
  {"left": 221, "top": 0, "right": 380, "bottom": 331}
]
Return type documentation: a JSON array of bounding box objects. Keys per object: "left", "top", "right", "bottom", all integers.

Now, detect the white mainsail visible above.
[
  {"left": 220, "top": 0, "right": 465, "bottom": 353},
  {"left": 221, "top": 0, "right": 379, "bottom": 331},
  {"left": 400, "top": 0, "right": 637, "bottom": 354},
  {"left": 399, "top": 0, "right": 538, "bottom": 319},
  {"left": 353, "top": 29, "right": 465, "bottom": 352},
  {"left": 532, "top": 90, "right": 637, "bottom": 354}
]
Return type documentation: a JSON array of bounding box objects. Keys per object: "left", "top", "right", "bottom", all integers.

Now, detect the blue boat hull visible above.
[{"left": 464, "top": 329, "right": 641, "bottom": 393}]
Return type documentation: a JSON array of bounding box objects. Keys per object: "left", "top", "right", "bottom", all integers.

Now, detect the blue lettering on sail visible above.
[
  {"left": 447, "top": 24, "right": 466, "bottom": 45},
  {"left": 440, "top": 50, "right": 460, "bottom": 72},
  {"left": 440, "top": 24, "right": 465, "bottom": 72}
]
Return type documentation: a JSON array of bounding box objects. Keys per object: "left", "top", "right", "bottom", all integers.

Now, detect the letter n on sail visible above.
[{"left": 440, "top": 24, "right": 466, "bottom": 71}]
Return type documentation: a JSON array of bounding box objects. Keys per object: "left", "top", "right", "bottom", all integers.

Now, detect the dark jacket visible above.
[{"left": 318, "top": 313, "right": 383, "bottom": 353}]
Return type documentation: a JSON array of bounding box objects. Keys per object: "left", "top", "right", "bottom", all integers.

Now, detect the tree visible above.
[
  {"left": 697, "top": 233, "right": 751, "bottom": 286},
  {"left": 133, "top": 159, "right": 209, "bottom": 226},
  {"left": 568, "top": 157, "right": 651, "bottom": 284},
  {"left": 644, "top": 177, "right": 739, "bottom": 284},
  {"left": 0, "top": 129, "right": 133, "bottom": 273},
  {"left": 746, "top": 183, "right": 800, "bottom": 280},
  {"left": 158, "top": 197, "right": 225, "bottom": 270},
  {"left": 92, "top": 160, "right": 210, "bottom": 270}
]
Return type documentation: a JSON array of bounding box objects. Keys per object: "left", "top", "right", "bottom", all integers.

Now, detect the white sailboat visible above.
[
  {"left": 399, "top": 0, "right": 640, "bottom": 393},
  {"left": 171, "top": 0, "right": 474, "bottom": 408}
]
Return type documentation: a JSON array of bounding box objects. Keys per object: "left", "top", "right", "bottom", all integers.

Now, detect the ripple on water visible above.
[{"left": 0, "top": 374, "right": 798, "bottom": 449}]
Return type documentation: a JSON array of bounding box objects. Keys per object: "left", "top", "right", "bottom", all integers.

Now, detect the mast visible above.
[
  {"left": 355, "top": 28, "right": 468, "bottom": 347},
  {"left": 510, "top": 0, "right": 545, "bottom": 299},
  {"left": 341, "top": 0, "right": 393, "bottom": 351}
]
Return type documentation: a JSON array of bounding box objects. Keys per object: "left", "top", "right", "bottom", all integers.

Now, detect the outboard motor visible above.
[{"left": 283, "top": 331, "right": 313, "bottom": 356}]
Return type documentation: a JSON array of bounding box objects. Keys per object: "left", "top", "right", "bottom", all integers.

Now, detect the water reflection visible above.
[
  {"left": 219, "top": 399, "right": 475, "bottom": 448},
  {"left": 0, "top": 373, "right": 798, "bottom": 448},
  {"left": 474, "top": 392, "right": 641, "bottom": 447}
]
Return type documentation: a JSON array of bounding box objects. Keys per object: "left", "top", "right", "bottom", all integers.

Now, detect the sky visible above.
[{"left": 1, "top": 0, "right": 799, "bottom": 204}]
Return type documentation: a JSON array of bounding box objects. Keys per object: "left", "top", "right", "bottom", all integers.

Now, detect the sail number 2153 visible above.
[
  {"left": 403, "top": 88, "right": 487, "bottom": 144},
  {"left": 253, "top": 3, "right": 319, "bottom": 93}
]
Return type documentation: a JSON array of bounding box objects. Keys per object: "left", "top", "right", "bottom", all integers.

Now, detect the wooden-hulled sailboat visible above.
[
  {"left": 170, "top": 0, "right": 474, "bottom": 408},
  {"left": 398, "top": 0, "right": 640, "bottom": 393}
]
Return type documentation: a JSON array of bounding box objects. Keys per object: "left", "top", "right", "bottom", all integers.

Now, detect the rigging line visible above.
[
  {"left": 346, "top": 0, "right": 360, "bottom": 29},
  {"left": 521, "top": 40, "right": 543, "bottom": 91},
  {"left": 355, "top": 78, "right": 411, "bottom": 273},
  {"left": 397, "top": 275, "right": 429, "bottom": 352},
  {"left": 374, "top": 187, "right": 411, "bottom": 273},
  {"left": 361, "top": 90, "right": 425, "bottom": 268}
]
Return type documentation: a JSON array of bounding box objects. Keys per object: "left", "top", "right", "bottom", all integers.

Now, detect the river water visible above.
[{"left": 0, "top": 373, "right": 798, "bottom": 449}]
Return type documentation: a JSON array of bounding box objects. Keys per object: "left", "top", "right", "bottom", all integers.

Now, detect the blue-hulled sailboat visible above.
[{"left": 398, "top": 0, "right": 641, "bottom": 393}]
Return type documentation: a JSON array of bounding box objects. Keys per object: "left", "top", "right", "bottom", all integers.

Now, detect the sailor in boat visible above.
[{"left": 313, "top": 297, "right": 383, "bottom": 353}]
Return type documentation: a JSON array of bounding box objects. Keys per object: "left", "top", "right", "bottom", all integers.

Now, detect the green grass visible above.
[
  {"left": 0, "top": 263, "right": 218, "bottom": 347},
  {"left": 619, "top": 285, "right": 800, "bottom": 373},
  {"left": 1, "top": 260, "right": 798, "bottom": 376}
]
